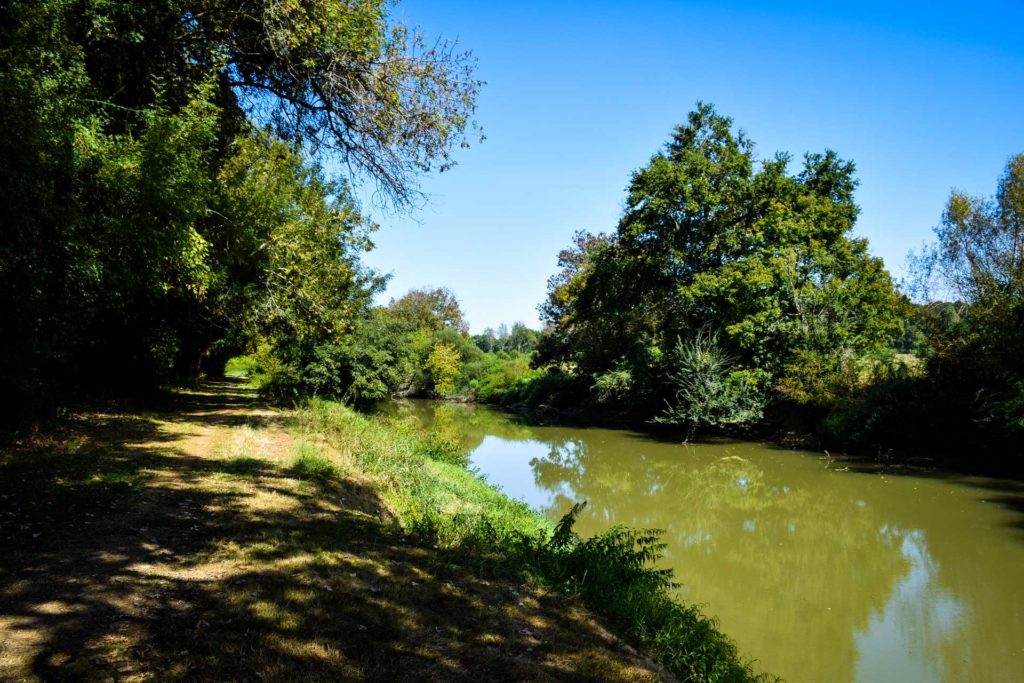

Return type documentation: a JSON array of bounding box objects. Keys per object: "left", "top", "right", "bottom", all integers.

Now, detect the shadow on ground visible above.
[{"left": 0, "top": 380, "right": 662, "bottom": 682}]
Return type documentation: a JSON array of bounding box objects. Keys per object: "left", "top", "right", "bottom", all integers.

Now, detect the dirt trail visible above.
[{"left": 0, "top": 380, "right": 667, "bottom": 681}]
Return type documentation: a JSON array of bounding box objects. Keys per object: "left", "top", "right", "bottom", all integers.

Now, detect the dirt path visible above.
[{"left": 0, "top": 381, "right": 667, "bottom": 681}]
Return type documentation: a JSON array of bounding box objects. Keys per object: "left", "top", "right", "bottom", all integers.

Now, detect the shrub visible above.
[
  {"left": 656, "top": 333, "right": 766, "bottom": 437},
  {"left": 224, "top": 354, "right": 258, "bottom": 377}
]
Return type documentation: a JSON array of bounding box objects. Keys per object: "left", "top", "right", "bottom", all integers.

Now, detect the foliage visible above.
[
  {"left": 810, "top": 154, "right": 1023, "bottom": 467},
  {"left": 593, "top": 365, "right": 636, "bottom": 405},
  {"left": 224, "top": 355, "right": 259, "bottom": 378},
  {"left": 655, "top": 333, "right": 767, "bottom": 436},
  {"left": 881, "top": 153, "right": 1024, "bottom": 463},
  {"left": 387, "top": 287, "right": 469, "bottom": 334},
  {"left": 226, "top": 133, "right": 384, "bottom": 401},
  {"left": 332, "top": 310, "right": 412, "bottom": 406},
  {"left": 534, "top": 103, "right": 903, "bottom": 432},
  {"left": 425, "top": 343, "right": 463, "bottom": 397},
  {"left": 473, "top": 322, "right": 541, "bottom": 354},
  {"left": 462, "top": 353, "right": 541, "bottom": 402},
  {"left": 912, "top": 154, "right": 1024, "bottom": 307},
  {"left": 352, "top": 290, "right": 545, "bottom": 403},
  {"left": 0, "top": 0, "right": 479, "bottom": 425}
]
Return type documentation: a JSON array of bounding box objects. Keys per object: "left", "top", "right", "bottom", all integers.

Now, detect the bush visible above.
[
  {"left": 464, "top": 353, "right": 541, "bottom": 402},
  {"left": 224, "top": 354, "right": 258, "bottom": 377},
  {"left": 656, "top": 333, "right": 766, "bottom": 437}
]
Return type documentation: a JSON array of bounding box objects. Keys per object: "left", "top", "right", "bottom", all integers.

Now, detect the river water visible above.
[{"left": 386, "top": 400, "right": 1024, "bottom": 682}]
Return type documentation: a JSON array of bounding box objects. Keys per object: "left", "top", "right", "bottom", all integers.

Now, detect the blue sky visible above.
[{"left": 360, "top": 1, "right": 1024, "bottom": 333}]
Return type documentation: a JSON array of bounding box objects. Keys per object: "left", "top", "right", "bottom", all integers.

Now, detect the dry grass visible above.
[{"left": 0, "top": 380, "right": 667, "bottom": 681}]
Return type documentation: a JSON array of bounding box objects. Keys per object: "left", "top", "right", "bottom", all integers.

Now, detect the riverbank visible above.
[
  {"left": 467, "top": 383, "right": 1023, "bottom": 479},
  {"left": 0, "top": 380, "right": 769, "bottom": 682}
]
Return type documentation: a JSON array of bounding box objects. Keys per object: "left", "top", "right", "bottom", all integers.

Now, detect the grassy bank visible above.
[
  {"left": 0, "top": 380, "right": 770, "bottom": 681},
  {"left": 298, "top": 399, "right": 772, "bottom": 682}
]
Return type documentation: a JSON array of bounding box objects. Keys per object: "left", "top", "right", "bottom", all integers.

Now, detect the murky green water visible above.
[{"left": 386, "top": 399, "right": 1024, "bottom": 682}]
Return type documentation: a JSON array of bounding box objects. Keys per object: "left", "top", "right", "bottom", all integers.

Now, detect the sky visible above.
[{"left": 359, "top": 0, "right": 1024, "bottom": 333}]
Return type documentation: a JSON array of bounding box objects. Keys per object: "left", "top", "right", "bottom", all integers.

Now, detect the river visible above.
[{"left": 386, "top": 399, "right": 1024, "bottom": 682}]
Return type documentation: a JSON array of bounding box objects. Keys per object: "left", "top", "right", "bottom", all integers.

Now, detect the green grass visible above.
[
  {"left": 224, "top": 354, "right": 258, "bottom": 378},
  {"left": 297, "top": 400, "right": 547, "bottom": 548},
  {"left": 289, "top": 442, "right": 340, "bottom": 484},
  {"left": 298, "top": 399, "right": 773, "bottom": 683}
]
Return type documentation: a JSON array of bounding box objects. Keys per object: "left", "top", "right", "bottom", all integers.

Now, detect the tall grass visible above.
[{"left": 297, "top": 399, "right": 773, "bottom": 683}]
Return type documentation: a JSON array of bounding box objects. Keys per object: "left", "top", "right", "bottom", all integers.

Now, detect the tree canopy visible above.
[
  {"left": 536, "top": 103, "right": 903, "bottom": 423},
  {"left": 0, "top": 0, "right": 479, "bottom": 423}
]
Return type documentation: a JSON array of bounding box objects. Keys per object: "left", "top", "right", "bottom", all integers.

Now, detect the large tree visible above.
[
  {"left": 908, "top": 154, "right": 1024, "bottom": 452},
  {"left": 537, "top": 104, "right": 903, "bottom": 421}
]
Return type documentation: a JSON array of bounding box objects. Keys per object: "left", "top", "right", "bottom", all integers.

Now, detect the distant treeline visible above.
[{"left": 246, "top": 285, "right": 544, "bottom": 406}]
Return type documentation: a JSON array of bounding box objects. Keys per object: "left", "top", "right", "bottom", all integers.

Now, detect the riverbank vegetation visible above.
[
  {"left": 482, "top": 109, "right": 1024, "bottom": 474},
  {"left": 247, "top": 102, "right": 1022, "bottom": 474},
  {"left": 534, "top": 136, "right": 1015, "bottom": 475},
  {"left": 299, "top": 399, "right": 771, "bottom": 681}
]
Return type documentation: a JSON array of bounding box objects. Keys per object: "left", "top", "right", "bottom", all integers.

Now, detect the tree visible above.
[
  {"left": 387, "top": 287, "right": 469, "bottom": 334},
  {"left": 916, "top": 153, "right": 1024, "bottom": 307},
  {"left": 473, "top": 328, "right": 497, "bottom": 353},
  {"left": 211, "top": 0, "right": 482, "bottom": 206},
  {"left": 0, "top": 0, "right": 481, "bottom": 420},
  {"left": 426, "top": 343, "right": 462, "bottom": 397},
  {"left": 221, "top": 134, "right": 383, "bottom": 400},
  {"left": 534, "top": 231, "right": 617, "bottom": 372},
  {"left": 506, "top": 323, "right": 539, "bottom": 354},
  {"left": 536, "top": 103, "right": 903, "bottom": 419},
  {"left": 907, "top": 154, "right": 1024, "bottom": 454}
]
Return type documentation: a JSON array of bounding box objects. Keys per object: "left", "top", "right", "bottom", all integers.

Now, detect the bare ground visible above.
[{"left": 0, "top": 380, "right": 667, "bottom": 682}]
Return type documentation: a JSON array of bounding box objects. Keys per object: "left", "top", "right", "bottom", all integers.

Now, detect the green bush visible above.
[
  {"left": 224, "top": 355, "right": 259, "bottom": 377},
  {"left": 656, "top": 334, "right": 766, "bottom": 437},
  {"left": 464, "top": 353, "right": 541, "bottom": 402}
]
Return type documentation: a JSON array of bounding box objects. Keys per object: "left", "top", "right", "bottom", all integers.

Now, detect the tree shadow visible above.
[{"left": 0, "top": 385, "right": 661, "bottom": 681}]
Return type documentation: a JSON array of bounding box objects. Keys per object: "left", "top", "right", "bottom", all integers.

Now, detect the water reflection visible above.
[
  {"left": 387, "top": 400, "right": 1024, "bottom": 683},
  {"left": 854, "top": 530, "right": 962, "bottom": 682}
]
